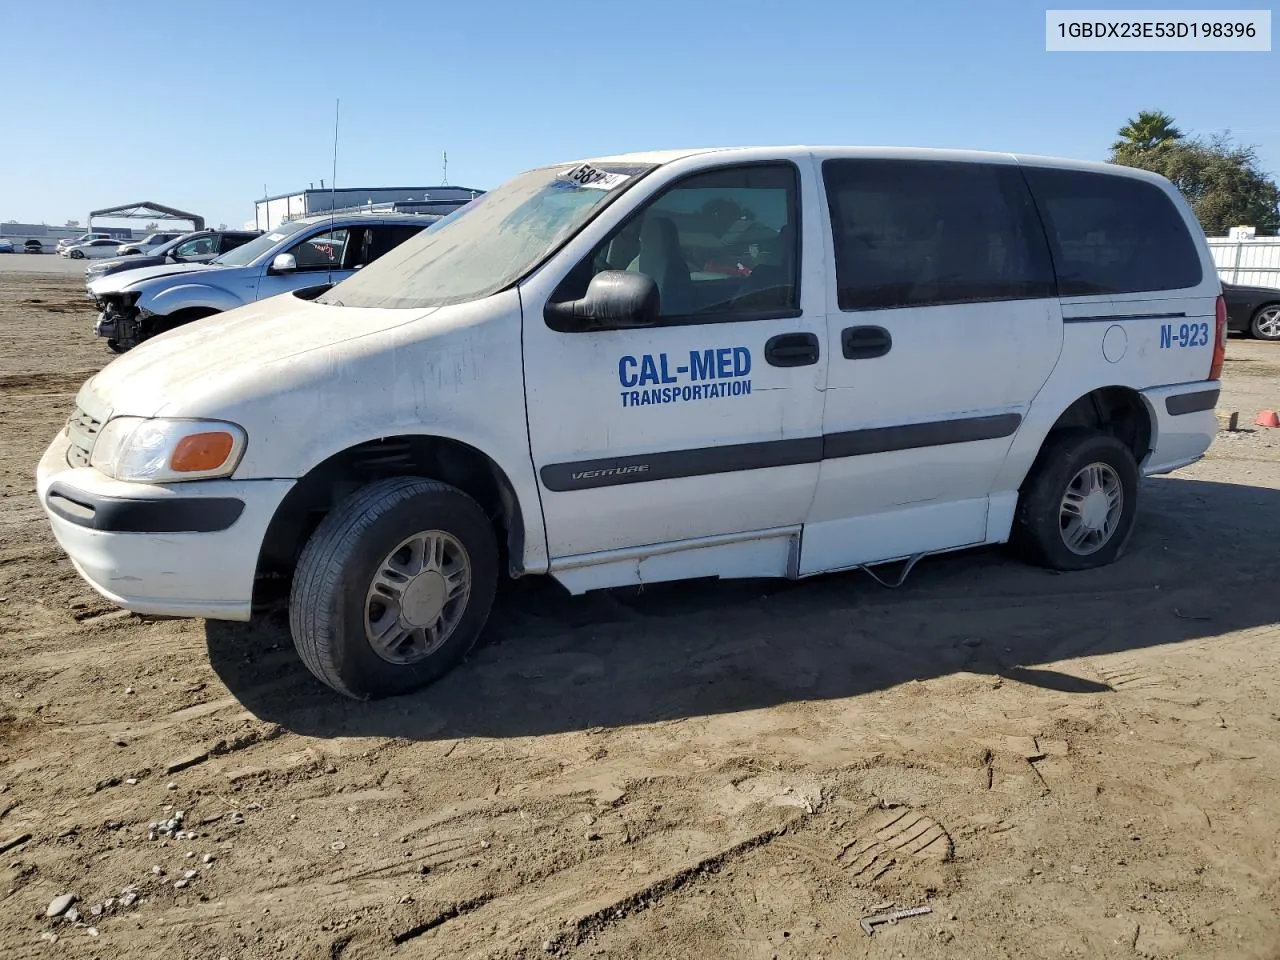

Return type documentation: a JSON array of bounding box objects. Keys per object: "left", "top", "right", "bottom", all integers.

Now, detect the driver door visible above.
[
  {"left": 522, "top": 161, "right": 828, "bottom": 563},
  {"left": 255, "top": 226, "right": 351, "bottom": 300}
]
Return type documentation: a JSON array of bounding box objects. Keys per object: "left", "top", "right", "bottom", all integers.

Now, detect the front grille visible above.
[{"left": 66, "top": 407, "right": 103, "bottom": 468}]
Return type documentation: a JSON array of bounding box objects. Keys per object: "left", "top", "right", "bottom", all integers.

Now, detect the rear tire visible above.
[
  {"left": 289, "top": 477, "right": 499, "bottom": 700},
  {"left": 1011, "top": 428, "right": 1139, "bottom": 571},
  {"left": 1250, "top": 304, "right": 1280, "bottom": 341}
]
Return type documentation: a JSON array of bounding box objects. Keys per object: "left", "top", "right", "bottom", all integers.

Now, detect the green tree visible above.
[
  {"left": 1111, "top": 110, "right": 1184, "bottom": 152},
  {"left": 1111, "top": 132, "right": 1280, "bottom": 236}
]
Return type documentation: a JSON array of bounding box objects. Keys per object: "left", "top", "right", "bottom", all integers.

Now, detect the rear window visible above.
[{"left": 1021, "top": 167, "right": 1203, "bottom": 296}]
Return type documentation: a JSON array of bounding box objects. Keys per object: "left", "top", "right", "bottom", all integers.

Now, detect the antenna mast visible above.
[
  {"left": 441, "top": 150, "right": 448, "bottom": 186},
  {"left": 330, "top": 99, "right": 340, "bottom": 225}
]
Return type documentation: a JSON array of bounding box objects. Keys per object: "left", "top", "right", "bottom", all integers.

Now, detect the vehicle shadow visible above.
[{"left": 206, "top": 476, "right": 1280, "bottom": 740}]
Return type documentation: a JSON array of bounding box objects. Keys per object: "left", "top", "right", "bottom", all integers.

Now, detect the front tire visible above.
[
  {"left": 1011, "top": 428, "right": 1139, "bottom": 571},
  {"left": 70, "top": 250, "right": 84, "bottom": 259},
  {"left": 1250, "top": 304, "right": 1280, "bottom": 341},
  {"left": 289, "top": 477, "right": 499, "bottom": 699}
]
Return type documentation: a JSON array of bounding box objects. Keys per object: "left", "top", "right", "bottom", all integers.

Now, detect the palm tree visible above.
[{"left": 1112, "top": 111, "right": 1184, "bottom": 152}]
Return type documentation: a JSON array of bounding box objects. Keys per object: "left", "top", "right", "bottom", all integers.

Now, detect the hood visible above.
[
  {"left": 88, "top": 260, "right": 217, "bottom": 295},
  {"left": 84, "top": 290, "right": 439, "bottom": 419},
  {"left": 90, "top": 254, "right": 166, "bottom": 274}
]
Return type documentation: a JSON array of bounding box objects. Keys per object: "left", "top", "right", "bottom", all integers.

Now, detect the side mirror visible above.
[
  {"left": 270, "top": 253, "right": 297, "bottom": 273},
  {"left": 544, "top": 270, "right": 660, "bottom": 330}
]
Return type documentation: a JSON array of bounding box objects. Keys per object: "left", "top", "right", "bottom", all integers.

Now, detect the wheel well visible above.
[
  {"left": 1044, "top": 387, "right": 1152, "bottom": 462},
  {"left": 149, "top": 309, "right": 221, "bottom": 340},
  {"left": 255, "top": 435, "right": 525, "bottom": 594}
]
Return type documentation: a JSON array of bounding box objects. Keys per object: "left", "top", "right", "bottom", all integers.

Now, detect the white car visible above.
[
  {"left": 37, "top": 145, "right": 1224, "bottom": 702},
  {"left": 57, "top": 232, "right": 114, "bottom": 253},
  {"left": 116, "top": 232, "right": 183, "bottom": 256},
  {"left": 62, "top": 238, "right": 134, "bottom": 260}
]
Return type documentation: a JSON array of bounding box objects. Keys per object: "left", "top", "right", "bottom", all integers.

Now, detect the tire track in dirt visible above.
[{"left": 400, "top": 814, "right": 809, "bottom": 957}]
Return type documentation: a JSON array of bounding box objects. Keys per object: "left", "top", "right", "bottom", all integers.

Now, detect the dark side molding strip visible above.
[
  {"left": 1165, "top": 387, "right": 1219, "bottom": 416},
  {"left": 1063, "top": 311, "right": 1187, "bottom": 324},
  {"left": 823, "top": 413, "right": 1022, "bottom": 459},
  {"left": 47, "top": 483, "right": 245, "bottom": 533},
  {"left": 540, "top": 413, "right": 1023, "bottom": 492}
]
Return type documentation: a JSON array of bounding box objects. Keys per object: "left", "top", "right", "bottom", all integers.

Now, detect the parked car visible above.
[
  {"left": 24, "top": 239, "right": 43, "bottom": 254},
  {"left": 84, "top": 229, "right": 262, "bottom": 291},
  {"left": 0, "top": 239, "right": 14, "bottom": 253},
  {"left": 57, "top": 232, "right": 115, "bottom": 253},
  {"left": 1222, "top": 280, "right": 1280, "bottom": 341},
  {"left": 62, "top": 238, "right": 131, "bottom": 260},
  {"left": 115, "top": 232, "right": 183, "bottom": 256},
  {"left": 43, "top": 147, "right": 1225, "bottom": 701},
  {"left": 89, "top": 213, "right": 436, "bottom": 351}
]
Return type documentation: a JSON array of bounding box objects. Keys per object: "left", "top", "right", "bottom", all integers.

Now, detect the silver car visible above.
[{"left": 88, "top": 213, "right": 437, "bottom": 352}]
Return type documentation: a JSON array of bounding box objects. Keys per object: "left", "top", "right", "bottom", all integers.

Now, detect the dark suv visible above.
[{"left": 83, "top": 229, "right": 262, "bottom": 291}]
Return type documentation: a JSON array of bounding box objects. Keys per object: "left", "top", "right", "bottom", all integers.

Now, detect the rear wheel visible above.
[
  {"left": 1250, "top": 304, "right": 1280, "bottom": 341},
  {"left": 289, "top": 477, "right": 499, "bottom": 700},
  {"left": 1011, "top": 428, "right": 1139, "bottom": 571}
]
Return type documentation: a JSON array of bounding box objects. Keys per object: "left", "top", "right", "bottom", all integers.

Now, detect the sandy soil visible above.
[{"left": 2, "top": 269, "right": 1280, "bottom": 960}]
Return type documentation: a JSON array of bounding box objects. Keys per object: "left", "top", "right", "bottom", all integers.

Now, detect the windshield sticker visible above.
[
  {"left": 617, "top": 347, "right": 752, "bottom": 408},
  {"left": 557, "top": 163, "right": 630, "bottom": 191}
]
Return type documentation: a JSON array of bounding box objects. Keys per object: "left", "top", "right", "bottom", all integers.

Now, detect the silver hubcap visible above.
[
  {"left": 1257, "top": 306, "right": 1280, "bottom": 338},
  {"left": 1059, "top": 462, "right": 1124, "bottom": 556},
  {"left": 364, "top": 530, "right": 471, "bottom": 665}
]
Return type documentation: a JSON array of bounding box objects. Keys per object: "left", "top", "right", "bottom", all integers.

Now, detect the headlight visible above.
[{"left": 90, "top": 417, "right": 247, "bottom": 482}]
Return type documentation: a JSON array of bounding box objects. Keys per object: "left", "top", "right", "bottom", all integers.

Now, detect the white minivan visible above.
[{"left": 37, "top": 146, "right": 1225, "bottom": 700}]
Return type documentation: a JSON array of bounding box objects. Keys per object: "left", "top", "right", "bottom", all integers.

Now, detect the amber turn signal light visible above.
[{"left": 170, "top": 431, "right": 235, "bottom": 473}]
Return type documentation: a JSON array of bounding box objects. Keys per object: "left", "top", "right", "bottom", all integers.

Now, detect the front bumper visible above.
[{"left": 37, "top": 430, "right": 294, "bottom": 621}]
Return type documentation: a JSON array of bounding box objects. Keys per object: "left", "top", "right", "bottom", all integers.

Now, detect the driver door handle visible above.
[{"left": 765, "top": 332, "right": 820, "bottom": 367}]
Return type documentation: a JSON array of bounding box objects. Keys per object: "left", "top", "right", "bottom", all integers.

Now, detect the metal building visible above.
[{"left": 254, "top": 186, "right": 483, "bottom": 231}]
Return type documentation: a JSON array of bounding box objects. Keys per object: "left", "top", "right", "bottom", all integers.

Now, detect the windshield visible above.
[
  {"left": 316, "top": 161, "right": 655, "bottom": 309},
  {"left": 210, "top": 220, "right": 306, "bottom": 267}
]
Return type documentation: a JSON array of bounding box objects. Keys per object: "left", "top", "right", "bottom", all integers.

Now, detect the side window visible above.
[
  {"left": 356, "top": 224, "right": 425, "bottom": 267},
  {"left": 175, "top": 236, "right": 216, "bottom": 258},
  {"left": 823, "top": 159, "right": 1056, "bottom": 312},
  {"left": 558, "top": 162, "right": 801, "bottom": 324},
  {"left": 1021, "top": 167, "right": 1203, "bottom": 296},
  {"left": 291, "top": 228, "right": 349, "bottom": 270},
  {"left": 218, "top": 234, "right": 254, "bottom": 253}
]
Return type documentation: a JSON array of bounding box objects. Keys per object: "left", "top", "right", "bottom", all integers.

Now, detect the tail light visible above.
[{"left": 1209, "top": 294, "right": 1227, "bottom": 381}]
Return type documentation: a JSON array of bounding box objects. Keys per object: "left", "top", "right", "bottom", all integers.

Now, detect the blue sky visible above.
[{"left": 1, "top": 0, "right": 1275, "bottom": 229}]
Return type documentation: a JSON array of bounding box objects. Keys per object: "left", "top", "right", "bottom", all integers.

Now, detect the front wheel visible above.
[
  {"left": 289, "top": 477, "right": 499, "bottom": 699},
  {"left": 1250, "top": 304, "right": 1280, "bottom": 341},
  {"left": 69, "top": 249, "right": 84, "bottom": 259},
  {"left": 1011, "top": 428, "right": 1139, "bottom": 571}
]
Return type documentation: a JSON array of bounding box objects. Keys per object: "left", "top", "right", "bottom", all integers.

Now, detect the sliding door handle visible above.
[{"left": 842, "top": 325, "right": 892, "bottom": 359}]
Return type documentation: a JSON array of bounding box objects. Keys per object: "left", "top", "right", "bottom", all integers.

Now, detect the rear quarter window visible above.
[{"left": 1021, "top": 166, "right": 1203, "bottom": 296}]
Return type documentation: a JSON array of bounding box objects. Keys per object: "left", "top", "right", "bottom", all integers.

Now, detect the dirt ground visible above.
[{"left": 3, "top": 267, "right": 1280, "bottom": 960}]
